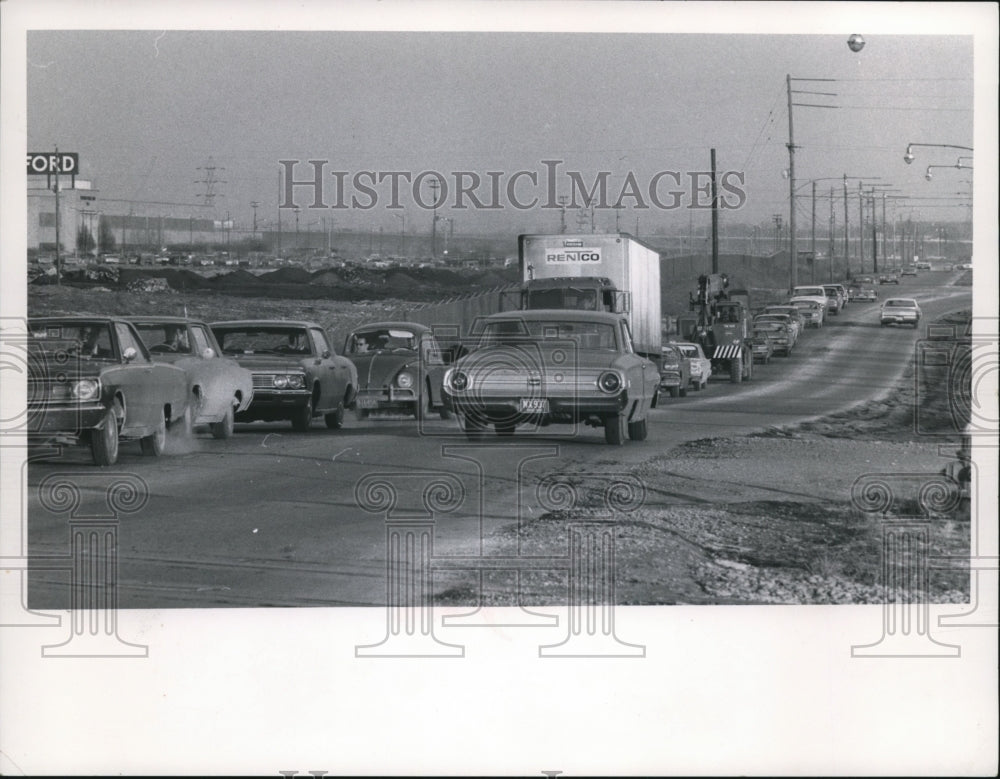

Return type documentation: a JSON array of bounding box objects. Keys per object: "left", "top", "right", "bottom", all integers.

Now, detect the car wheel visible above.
[
  {"left": 730, "top": 357, "right": 743, "bottom": 384},
  {"left": 691, "top": 381, "right": 700, "bottom": 392},
  {"left": 325, "top": 401, "right": 345, "bottom": 429},
  {"left": 211, "top": 404, "right": 235, "bottom": 440},
  {"left": 604, "top": 413, "right": 627, "bottom": 445},
  {"left": 463, "top": 414, "right": 486, "bottom": 440},
  {"left": 140, "top": 414, "right": 166, "bottom": 456},
  {"left": 90, "top": 405, "right": 120, "bottom": 466},
  {"left": 668, "top": 386, "right": 679, "bottom": 398},
  {"left": 291, "top": 397, "right": 313, "bottom": 432},
  {"left": 627, "top": 418, "right": 648, "bottom": 442},
  {"left": 494, "top": 422, "right": 516, "bottom": 437},
  {"left": 679, "top": 385, "right": 688, "bottom": 397},
  {"left": 701, "top": 379, "right": 708, "bottom": 391},
  {"left": 169, "top": 404, "right": 192, "bottom": 441}
]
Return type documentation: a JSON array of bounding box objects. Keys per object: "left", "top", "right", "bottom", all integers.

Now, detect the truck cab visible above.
[{"left": 517, "top": 276, "right": 628, "bottom": 314}]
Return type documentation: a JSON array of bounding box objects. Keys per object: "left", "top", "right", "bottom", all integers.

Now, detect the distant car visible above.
[
  {"left": 879, "top": 273, "right": 899, "bottom": 284},
  {"left": 343, "top": 321, "right": 451, "bottom": 419},
  {"left": 443, "top": 310, "right": 659, "bottom": 444},
  {"left": 880, "top": 298, "right": 922, "bottom": 328},
  {"left": 130, "top": 316, "right": 253, "bottom": 439},
  {"left": 789, "top": 297, "right": 825, "bottom": 328},
  {"left": 659, "top": 343, "right": 692, "bottom": 398},
  {"left": 821, "top": 285, "right": 843, "bottom": 315},
  {"left": 27, "top": 316, "right": 190, "bottom": 465},
  {"left": 857, "top": 276, "right": 875, "bottom": 285},
  {"left": 955, "top": 262, "right": 973, "bottom": 271},
  {"left": 674, "top": 341, "right": 712, "bottom": 391},
  {"left": 753, "top": 313, "right": 799, "bottom": 344},
  {"left": 901, "top": 266, "right": 918, "bottom": 276},
  {"left": 750, "top": 329, "right": 775, "bottom": 364},
  {"left": 915, "top": 261, "right": 932, "bottom": 271},
  {"left": 211, "top": 320, "right": 358, "bottom": 431},
  {"left": 752, "top": 321, "right": 794, "bottom": 356},
  {"left": 856, "top": 287, "right": 878, "bottom": 302},
  {"left": 829, "top": 284, "right": 849, "bottom": 307}
]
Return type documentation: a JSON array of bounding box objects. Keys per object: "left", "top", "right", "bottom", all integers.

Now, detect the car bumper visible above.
[
  {"left": 881, "top": 315, "right": 918, "bottom": 324},
  {"left": 27, "top": 403, "right": 106, "bottom": 435},
  {"left": 446, "top": 391, "right": 629, "bottom": 422},
  {"left": 237, "top": 389, "right": 310, "bottom": 420},
  {"left": 354, "top": 388, "right": 419, "bottom": 412}
]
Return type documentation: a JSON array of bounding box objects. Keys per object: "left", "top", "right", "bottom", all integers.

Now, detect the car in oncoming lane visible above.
[
  {"left": 343, "top": 321, "right": 451, "bottom": 419},
  {"left": 880, "top": 298, "right": 922, "bottom": 328},
  {"left": 130, "top": 316, "right": 253, "bottom": 439},
  {"left": 27, "top": 316, "right": 190, "bottom": 465},
  {"left": 443, "top": 310, "right": 659, "bottom": 445},
  {"left": 210, "top": 320, "right": 357, "bottom": 431}
]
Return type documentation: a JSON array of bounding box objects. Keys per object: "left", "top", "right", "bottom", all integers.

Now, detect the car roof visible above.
[
  {"left": 347, "top": 321, "right": 432, "bottom": 334},
  {"left": 30, "top": 315, "right": 131, "bottom": 325},
  {"left": 883, "top": 298, "right": 919, "bottom": 305},
  {"left": 210, "top": 319, "right": 322, "bottom": 329},
  {"left": 129, "top": 315, "right": 207, "bottom": 325},
  {"left": 484, "top": 310, "right": 625, "bottom": 324}
]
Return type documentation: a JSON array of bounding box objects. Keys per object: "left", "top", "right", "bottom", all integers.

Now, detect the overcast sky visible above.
[{"left": 23, "top": 8, "right": 984, "bottom": 239}]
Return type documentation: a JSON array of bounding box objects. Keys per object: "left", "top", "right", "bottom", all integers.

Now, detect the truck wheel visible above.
[
  {"left": 604, "top": 413, "right": 627, "bottom": 445},
  {"left": 291, "top": 398, "right": 313, "bottom": 432},
  {"left": 627, "top": 418, "right": 648, "bottom": 441},
  {"left": 90, "top": 406, "right": 120, "bottom": 466},
  {"left": 140, "top": 414, "right": 166, "bottom": 456},
  {"left": 730, "top": 357, "right": 743, "bottom": 384}
]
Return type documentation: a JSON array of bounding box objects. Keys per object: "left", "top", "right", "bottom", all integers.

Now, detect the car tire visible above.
[
  {"left": 494, "top": 422, "right": 516, "bottom": 437},
  {"left": 668, "top": 386, "right": 679, "bottom": 398},
  {"left": 730, "top": 357, "right": 742, "bottom": 384},
  {"left": 140, "top": 414, "right": 166, "bottom": 456},
  {"left": 691, "top": 381, "right": 700, "bottom": 392},
  {"left": 90, "top": 405, "right": 120, "bottom": 466},
  {"left": 291, "top": 397, "right": 313, "bottom": 432},
  {"left": 169, "top": 404, "right": 192, "bottom": 440},
  {"left": 604, "top": 413, "right": 627, "bottom": 445},
  {"left": 701, "top": 379, "right": 708, "bottom": 391},
  {"left": 325, "top": 401, "right": 345, "bottom": 429},
  {"left": 627, "top": 418, "right": 648, "bottom": 442},
  {"left": 211, "top": 404, "right": 235, "bottom": 440},
  {"left": 679, "top": 385, "right": 687, "bottom": 397},
  {"left": 463, "top": 414, "right": 486, "bottom": 440}
]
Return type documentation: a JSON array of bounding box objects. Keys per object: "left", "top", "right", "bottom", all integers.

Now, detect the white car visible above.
[
  {"left": 880, "top": 298, "right": 922, "bottom": 328},
  {"left": 674, "top": 341, "right": 712, "bottom": 391},
  {"left": 789, "top": 297, "right": 826, "bottom": 328}
]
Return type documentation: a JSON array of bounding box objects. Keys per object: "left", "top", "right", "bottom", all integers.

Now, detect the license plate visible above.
[
  {"left": 356, "top": 397, "right": 380, "bottom": 409},
  {"left": 519, "top": 398, "right": 549, "bottom": 413}
]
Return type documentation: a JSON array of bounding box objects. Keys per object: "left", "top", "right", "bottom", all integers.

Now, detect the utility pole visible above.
[
  {"left": 828, "top": 189, "right": 835, "bottom": 283},
  {"left": 857, "top": 181, "right": 864, "bottom": 274},
  {"left": 429, "top": 178, "right": 440, "bottom": 258},
  {"left": 810, "top": 180, "right": 817, "bottom": 283},
  {"left": 558, "top": 196, "right": 568, "bottom": 233},
  {"left": 52, "top": 145, "right": 62, "bottom": 285},
  {"left": 250, "top": 201, "right": 259, "bottom": 241},
  {"left": 277, "top": 169, "right": 283, "bottom": 256},
  {"left": 843, "top": 175, "right": 850, "bottom": 278},
  {"left": 785, "top": 74, "right": 797, "bottom": 292},
  {"left": 710, "top": 148, "right": 719, "bottom": 274},
  {"left": 881, "top": 194, "right": 887, "bottom": 269}
]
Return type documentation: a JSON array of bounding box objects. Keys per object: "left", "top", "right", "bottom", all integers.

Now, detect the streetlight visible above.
[
  {"left": 903, "top": 142, "right": 973, "bottom": 164},
  {"left": 925, "top": 164, "right": 972, "bottom": 181},
  {"left": 393, "top": 212, "right": 406, "bottom": 256}
]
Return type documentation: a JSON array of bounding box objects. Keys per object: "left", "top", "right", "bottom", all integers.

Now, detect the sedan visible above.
[
  {"left": 443, "top": 310, "right": 659, "bottom": 445},
  {"left": 880, "top": 298, "right": 922, "bottom": 328},
  {"left": 130, "top": 316, "right": 253, "bottom": 438},
  {"left": 789, "top": 298, "right": 825, "bottom": 328},
  {"left": 752, "top": 321, "right": 794, "bottom": 356},
  {"left": 753, "top": 313, "right": 799, "bottom": 345},
  {"left": 344, "top": 321, "right": 451, "bottom": 419},
  {"left": 879, "top": 274, "right": 900, "bottom": 285},
  {"left": 27, "top": 316, "right": 190, "bottom": 465},
  {"left": 659, "top": 343, "right": 692, "bottom": 398},
  {"left": 674, "top": 341, "right": 712, "bottom": 391},
  {"left": 762, "top": 305, "right": 805, "bottom": 334},
  {"left": 211, "top": 320, "right": 358, "bottom": 430},
  {"left": 750, "top": 329, "right": 776, "bottom": 364}
]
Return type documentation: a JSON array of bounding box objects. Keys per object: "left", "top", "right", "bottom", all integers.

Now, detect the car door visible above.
[
  {"left": 620, "top": 319, "right": 655, "bottom": 407},
  {"left": 113, "top": 322, "right": 160, "bottom": 431},
  {"left": 309, "top": 327, "right": 348, "bottom": 410}
]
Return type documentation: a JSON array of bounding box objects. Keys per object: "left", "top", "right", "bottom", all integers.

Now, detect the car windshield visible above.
[
  {"left": 28, "top": 322, "right": 116, "bottom": 359},
  {"left": 133, "top": 323, "right": 193, "bottom": 354},
  {"left": 660, "top": 347, "right": 681, "bottom": 365},
  {"left": 479, "top": 319, "right": 618, "bottom": 351},
  {"left": 885, "top": 300, "right": 917, "bottom": 308},
  {"left": 794, "top": 287, "right": 825, "bottom": 297},
  {"left": 347, "top": 328, "right": 417, "bottom": 353},
  {"left": 215, "top": 327, "right": 311, "bottom": 355},
  {"left": 677, "top": 345, "right": 698, "bottom": 358}
]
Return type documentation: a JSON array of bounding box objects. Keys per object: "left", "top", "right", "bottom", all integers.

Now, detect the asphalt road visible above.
[{"left": 25, "top": 272, "right": 971, "bottom": 608}]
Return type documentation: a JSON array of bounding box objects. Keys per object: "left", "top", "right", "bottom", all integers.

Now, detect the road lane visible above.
[{"left": 25, "top": 274, "right": 971, "bottom": 607}]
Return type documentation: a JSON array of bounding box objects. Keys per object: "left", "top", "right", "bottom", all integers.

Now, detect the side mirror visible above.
[
  {"left": 322, "top": 349, "right": 331, "bottom": 359},
  {"left": 202, "top": 347, "right": 216, "bottom": 359},
  {"left": 123, "top": 346, "right": 137, "bottom": 363}
]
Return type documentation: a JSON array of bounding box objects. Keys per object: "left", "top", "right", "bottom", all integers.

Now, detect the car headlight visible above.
[
  {"left": 598, "top": 371, "right": 623, "bottom": 394},
  {"left": 396, "top": 371, "right": 414, "bottom": 389},
  {"left": 286, "top": 373, "right": 305, "bottom": 389},
  {"left": 449, "top": 370, "right": 470, "bottom": 391},
  {"left": 71, "top": 378, "right": 100, "bottom": 400},
  {"left": 690, "top": 364, "right": 702, "bottom": 375}
]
